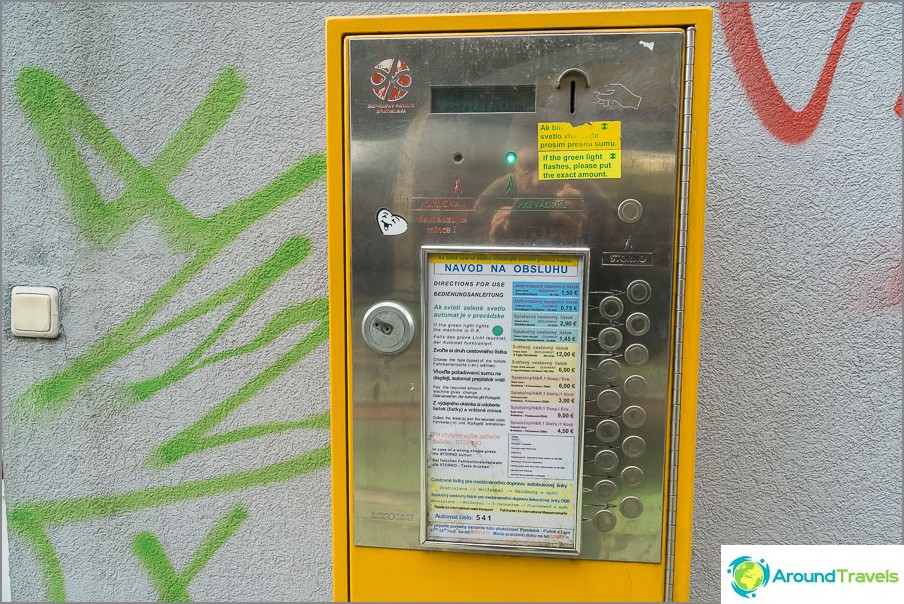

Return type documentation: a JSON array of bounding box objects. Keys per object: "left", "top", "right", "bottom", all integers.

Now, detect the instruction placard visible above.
[
  {"left": 537, "top": 121, "right": 622, "bottom": 180},
  {"left": 423, "top": 250, "right": 587, "bottom": 552}
]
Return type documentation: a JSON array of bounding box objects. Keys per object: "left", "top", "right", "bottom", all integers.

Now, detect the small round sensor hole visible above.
[{"left": 452, "top": 152, "right": 464, "bottom": 164}]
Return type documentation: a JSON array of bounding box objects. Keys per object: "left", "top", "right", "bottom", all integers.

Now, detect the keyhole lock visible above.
[
  {"left": 361, "top": 301, "right": 416, "bottom": 355},
  {"left": 372, "top": 319, "right": 393, "bottom": 335}
]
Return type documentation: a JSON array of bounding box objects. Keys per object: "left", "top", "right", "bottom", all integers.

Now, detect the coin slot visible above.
[{"left": 570, "top": 80, "right": 576, "bottom": 114}]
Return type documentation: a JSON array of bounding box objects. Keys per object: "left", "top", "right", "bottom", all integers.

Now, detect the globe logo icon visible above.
[{"left": 727, "top": 556, "right": 771, "bottom": 598}]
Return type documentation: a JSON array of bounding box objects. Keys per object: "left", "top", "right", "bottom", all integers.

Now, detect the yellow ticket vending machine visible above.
[{"left": 326, "top": 7, "right": 711, "bottom": 601}]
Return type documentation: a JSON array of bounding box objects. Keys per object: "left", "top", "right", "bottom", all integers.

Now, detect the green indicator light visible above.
[{"left": 505, "top": 152, "right": 517, "bottom": 164}]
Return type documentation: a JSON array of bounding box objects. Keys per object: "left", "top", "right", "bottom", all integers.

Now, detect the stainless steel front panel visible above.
[{"left": 347, "top": 30, "right": 686, "bottom": 563}]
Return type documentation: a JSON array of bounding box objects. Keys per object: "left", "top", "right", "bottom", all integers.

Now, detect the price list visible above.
[
  {"left": 424, "top": 250, "right": 586, "bottom": 551},
  {"left": 509, "top": 281, "right": 582, "bottom": 478}
]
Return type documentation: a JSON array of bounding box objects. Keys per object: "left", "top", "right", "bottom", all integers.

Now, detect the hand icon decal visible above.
[{"left": 596, "top": 83, "right": 642, "bottom": 110}]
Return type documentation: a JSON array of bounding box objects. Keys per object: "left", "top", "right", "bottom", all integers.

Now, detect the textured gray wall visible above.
[{"left": 2, "top": 2, "right": 900, "bottom": 602}]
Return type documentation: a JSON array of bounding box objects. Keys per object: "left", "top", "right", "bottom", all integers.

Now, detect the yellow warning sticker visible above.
[{"left": 537, "top": 121, "right": 622, "bottom": 180}]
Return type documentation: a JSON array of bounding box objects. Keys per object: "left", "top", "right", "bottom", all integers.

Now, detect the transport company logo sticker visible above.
[
  {"left": 371, "top": 58, "right": 411, "bottom": 101},
  {"left": 367, "top": 58, "right": 415, "bottom": 114}
]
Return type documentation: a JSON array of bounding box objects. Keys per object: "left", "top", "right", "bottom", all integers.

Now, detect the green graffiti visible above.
[
  {"left": 7, "top": 447, "right": 330, "bottom": 601},
  {"left": 126, "top": 243, "right": 320, "bottom": 403},
  {"left": 133, "top": 505, "right": 249, "bottom": 602},
  {"left": 8, "top": 447, "right": 329, "bottom": 529},
  {"left": 16, "top": 66, "right": 244, "bottom": 252},
  {"left": 7, "top": 510, "right": 66, "bottom": 601},
  {"left": 11, "top": 65, "right": 333, "bottom": 600},
  {"left": 15, "top": 66, "right": 328, "bottom": 413}
]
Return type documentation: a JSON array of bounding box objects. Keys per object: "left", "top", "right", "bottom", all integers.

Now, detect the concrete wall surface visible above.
[{"left": 2, "top": 2, "right": 900, "bottom": 601}]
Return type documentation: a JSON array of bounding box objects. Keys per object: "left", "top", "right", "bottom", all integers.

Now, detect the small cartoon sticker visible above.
[{"left": 376, "top": 208, "right": 408, "bottom": 236}]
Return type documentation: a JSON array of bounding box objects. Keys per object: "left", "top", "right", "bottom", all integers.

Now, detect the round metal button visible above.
[
  {"left": 596, "top": 389, "right": 621, "bottom": 413},
  {"left": 618, "top": 198, "right": 643, "bottom": 223},
  {"left": 620, "top": 466, "right": 644, "bottom": 488},
  {"left": 624, "top": 343, "right": 649, "bottom": 366},
  {"left": 593, "top": 479, "right": 618, "bottom": 502},
  {"left": 620, "top": 496, "right": 644, "bottom": 518},
  {"left": 595, "top": 420, "right": 620, "bottom": 443},
  {"left": 622, "top": 435, "right": 647, "bottom": 459},
  {"left": 361, "top": 301, "right": 416, "bottom": 355},
  {"left": 592, "top": 509, "right": 617, "bottom": 532},
  {"left": 598, "top": 327, "right": 623, "bottom": 351},
  {"left": 623, "top": 374, "right": 647, "bottom": 398},
  {"left": 626, "top": 280, "right": 652, "bottom": 305},
  {"left": 625, "top": 312, "right": 650, "bottom": 336},
  {"left": 597, "top": 359, "right": 621, "bottom": 381},
  {"left": 622, "top": 405, "right": 647, "bottom": 429},
  {"left": 594, "top": 449, "right": 619, "bottom": 473},
  {"left": 599, "top": 296, "right": 624, "bottom": 320}
]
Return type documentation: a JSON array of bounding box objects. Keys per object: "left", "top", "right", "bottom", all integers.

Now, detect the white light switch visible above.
[{"left": 11, "top": 286, "right": 59, "bottom": 338}]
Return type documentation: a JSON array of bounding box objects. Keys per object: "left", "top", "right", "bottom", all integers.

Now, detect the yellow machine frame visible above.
[{"left": 326, "top": 7, "right": 711, "bottom": 601}]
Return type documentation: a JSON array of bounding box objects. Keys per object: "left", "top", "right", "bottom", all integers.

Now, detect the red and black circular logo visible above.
[{"left": 371, "top": 59, "right": 412, "bottom": 102}]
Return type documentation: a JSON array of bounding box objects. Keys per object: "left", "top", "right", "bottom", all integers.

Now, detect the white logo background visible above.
[{"left": 722, "top": 545, "right": 904, "bottom": 603}]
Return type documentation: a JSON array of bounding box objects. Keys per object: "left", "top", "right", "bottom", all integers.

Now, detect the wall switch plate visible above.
[{"left": 10, "top": 286, "right": 60, "bottom": 338}]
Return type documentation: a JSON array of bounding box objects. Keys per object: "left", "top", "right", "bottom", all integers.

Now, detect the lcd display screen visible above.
[{"left": 431, "top": 86, "right": 536, "bottom": 113}]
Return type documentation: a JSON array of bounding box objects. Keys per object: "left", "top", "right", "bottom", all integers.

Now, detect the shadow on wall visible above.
[{"left": 3, "top": 480, "right": 11, "bottom": 602}]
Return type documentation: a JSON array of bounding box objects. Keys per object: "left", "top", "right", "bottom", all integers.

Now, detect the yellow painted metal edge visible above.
[
  {"left": 672, "top": 9, "right": 713, "bottom": 602},
  {"left": 326, "top": 6, "right": 713, "bottom": 34},
  {"left": 325, "top": 7, "right": 713, "bottom": 601},
  {"left": 326, "top": 16, "right": 350, "bottom": 603}
]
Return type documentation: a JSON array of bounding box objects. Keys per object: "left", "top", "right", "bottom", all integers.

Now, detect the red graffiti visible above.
[
  {"left": 853, "top": 238, "right": 903, "bottom": 311},
  {"left": 888, "top": 260, "right": 903, "bottom": 309},
  {"left": 895, "top": 92, "right": 902, "bottom": 118},
  {"left": 719, "top": 2, "right": 863, "bottom": 143}
]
